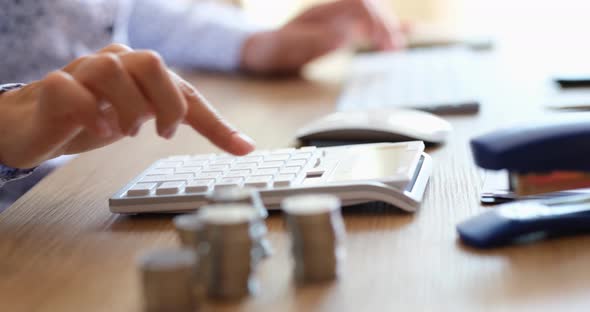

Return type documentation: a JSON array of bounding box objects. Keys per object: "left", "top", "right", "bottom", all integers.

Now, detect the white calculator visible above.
[{"left": 109, "top": 142, "right": 432, "bottom": 214}]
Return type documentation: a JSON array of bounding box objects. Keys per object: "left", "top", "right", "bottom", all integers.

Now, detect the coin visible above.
[
  {"left": 138, "top": 248, "right": 198, "bottom": 312},
  {"left": 195, "top": 204, "right": 266, "bottom": 300},
  {"left": 281, "top": 194, "right": 346, "bottom": 284},
  {"left": 173, "top": 213, "right": 203, "bottom": 248}
]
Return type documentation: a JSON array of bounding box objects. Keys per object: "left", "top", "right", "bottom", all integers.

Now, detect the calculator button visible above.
[
  {"left": 183, "top": 160, "right": 209, "bottom": 168},
  {"left": 156, "top": 181, "right": 185, "bottom": 195},
  {"left": 215, "top": 153, "right": 234, "bottom": 159},
  {"left": 237, "top": 156, "right": 264, "bottom": 163},
  {"left": 244, "top": 176, "right": 273, "bottom": 188},
  {"left": 254, "top": 168, "right": 279, "bottom": 176},
  {"left": 142, "top": 174, "right": 193, "bottom": 183},
  {"left": 226, "top": 170, "right": 251, "bottom": 178},
  {"left": 197, "top": 172, "right": 223, "bottom": 180},
  {"left": 273, "top": 174, "right": 296, "bottom": 187},
  {"left": 249, "top": 151, "right": 269, "bottom": 156},
  {"left": 265, "top": 154, "right": 291, "bottom": 162},
  {"left": 164, "top": 174, "right": 194, "bottom": 182},
  {"left": 258, "top": 161, "right": 284, "bottom": 169},
  {"left": 285, "top": 160, "right": 307, "bottom": 167},
  {"left": 205, "top": 164, "right": 230, "bottom": 171},
  {"left": 127, "top": 183, "right": 157, "bottom": 196},
  {"left": 140, "top": 175, "right": 167, "bottom": 183},
  {"left": 291, "top": 152, "right": 313, "bottom": 160},
  {"left": 185, "top": 180, "right": 214, "bottom": 193},
  {"left": 232, "top": 163, "right": 258, "bottom": 171},
  {"left": 280, "top": 167, "right": 301, "bottom": 175},
  {"left": 147, "top": 168, "right": 175, "bottom": 176},
  {"left": 215, "top": 178, "right": 244, "bottom": 189},
  {"left": 174, "top": 168, "right": 201, "bottom": 176},
  {"left": 210, "top": 158, "right": 234, "bottom": 165}
]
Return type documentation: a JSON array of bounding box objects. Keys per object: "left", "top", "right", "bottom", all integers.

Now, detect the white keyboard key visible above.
[
  {"left": 197, "top": 172, "right": 223, "bottom": 180},
  {"left": 299, "top": 146, "right": 317, "bottom": 151},
  {"left": 215, "top": 153, "right": 233, "bottom": 160},
  {"left": 127, "top": 183, "right": 157, "bottom": 196},
  {"left": 141, "top": 174, "right": 193, "bottom": 183},
  {"left": 254, "top": 168, "right": 279, "bottom": 176},
  {"left": 280, "top": 166, "right": 301, "bottom": 175},
  {"left": 156, "top": 181, "right": 185, "bottom": 195},
  {"left": 237, "top": 156, "right": 264, "bottom": 163},
  {"left": 291, "top": 152, "right": 313, "bottom": 160},
  {"left": 225, "top": 170, "right": 251, "bottom": 178},
  {"left": 204, "top": 164, "right": 230, "bottom": 171},
  {"left": 174, "top": 168, "right": 201, "bottom": 176},
  {"left": 265, "top": 154, "right": 291, "bottom": 162},
  {"left": 183, "top": 160, "right": 209, "bottom": 168},
  {"left": 146, "top": 168, "right": 175, "bottom": 176},
  {"left": 285, "top": 160, "right": 307, "bottom": 167},
  {"left": 215, "top": 177, "right": 244, "bottom": 189},
  {"left": 185, "top": 180, "right": 214, "bottom": 193},
  {"left": 140, "top": 175, "right": 167, "bottom": 183},
  {"left": 249, "top": 151, "right": 269, "bottom": 156},
  {"left": 210, "top": 158, "right": 234, "bottom": 165},
  {"left": 231, "top": 163, "right": 259, "bottom": 171},
  {"left": 244, "top": 175, "right": 273, "bottom": 188},
  {"left": 258, "top": 161, "right": 284, "bottom": 169},
  {"left": 273, "top": 174, "right": 296, "bottom": 187}
]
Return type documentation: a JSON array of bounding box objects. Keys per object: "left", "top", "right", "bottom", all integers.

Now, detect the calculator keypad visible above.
[{"left": 124, "top": 148, "right": 322, "bottom": 197}]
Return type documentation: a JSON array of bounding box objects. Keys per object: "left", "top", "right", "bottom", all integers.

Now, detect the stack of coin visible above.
[
  {"left": 196, "top": 204, "right": 266, "bottom": 300},
  {"left": 281, "top": 194, "right": 346, "bottom": 284},
  {"left": 207, "top": 187, "right": 272, "bottom": 257},
  {"left": 173, "top": 213, "right": 203, "bottom": 249},
  {"left": 206, "top": 186, "right": 268, "bottom": 219},
  {"left": 138, "top": 248, "right": 198, "bottom": 312}
]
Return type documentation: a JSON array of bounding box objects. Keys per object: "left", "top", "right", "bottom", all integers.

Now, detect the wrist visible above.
[{"left": 0, "top": 83, "right": 28, "bottom": 168}]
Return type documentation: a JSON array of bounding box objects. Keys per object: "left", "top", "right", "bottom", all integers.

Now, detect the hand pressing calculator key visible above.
[{"left": 109, "top": 142, "right": 432, "bottom": 214}]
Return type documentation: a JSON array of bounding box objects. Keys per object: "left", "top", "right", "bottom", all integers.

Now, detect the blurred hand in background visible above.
[{"left": 241, "top": 0, "right": 406, "bottom": 74}]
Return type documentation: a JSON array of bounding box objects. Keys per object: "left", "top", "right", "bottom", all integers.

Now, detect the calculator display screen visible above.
[{"left": 328, "top": 145, "right": 421, "bottom": 183}]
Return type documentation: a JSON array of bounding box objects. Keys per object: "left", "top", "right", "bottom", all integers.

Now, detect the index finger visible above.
[{"left": 170, "top": 72, "right": 255, "bottom": 156}]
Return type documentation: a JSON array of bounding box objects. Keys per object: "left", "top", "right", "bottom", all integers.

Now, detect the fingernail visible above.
[
  {"left": 96, "top": 118, "right": 113, "bottom": 138},
  {"left": 161, "top": 123, "right": 179, "bottom": 139},
  {"left": 129, "top": 122, "right": 142, "bottom": 137},
  {"left": 232, "top": 132, "right": 256, "bottom": 155}
]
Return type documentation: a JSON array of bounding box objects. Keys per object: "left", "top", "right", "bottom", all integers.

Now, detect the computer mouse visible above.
[{"left": 295, "top": 109, "right": 452, "bottom": 144}]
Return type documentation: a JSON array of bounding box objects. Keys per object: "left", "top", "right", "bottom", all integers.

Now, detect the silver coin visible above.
[{"left": 138, "top": 248, "right": 199, "bottom": 312}]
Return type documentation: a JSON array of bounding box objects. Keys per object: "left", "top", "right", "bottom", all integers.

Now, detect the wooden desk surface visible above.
[{"left": 2, "top": 51, "right": 590, "bottom": 312}]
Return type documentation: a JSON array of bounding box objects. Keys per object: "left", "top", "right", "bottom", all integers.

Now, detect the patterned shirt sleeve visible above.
[
  {"left": 124, "top": 0, "right": 259, "bottom": 71},
  {"left": 0, "top": 165, "right": 36, "bottom": 188}
]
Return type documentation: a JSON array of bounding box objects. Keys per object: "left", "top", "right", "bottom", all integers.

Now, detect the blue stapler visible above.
[
  {"left": 457, "top": 115, "right": 590, "bottom": 248},
  {"left": 471, "top": 115, "right": 590, "bottom": 173}
]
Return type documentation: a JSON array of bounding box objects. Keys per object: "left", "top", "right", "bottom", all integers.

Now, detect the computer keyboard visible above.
[
  {"left": 110, "top": 142, "right": 432, "bottom": 214},
  {"left": 337, "top": 47, "right": 482, "bottom": 115}
]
